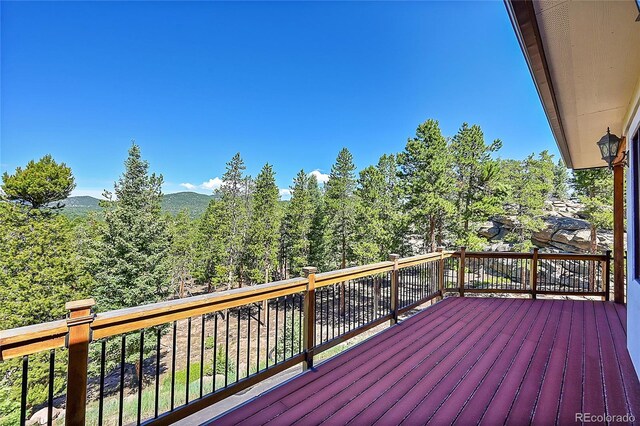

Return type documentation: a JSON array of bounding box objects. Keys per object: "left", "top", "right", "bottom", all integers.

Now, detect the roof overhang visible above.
[{"left": 505, "top": 0, "right": 640, "bottom": 170}]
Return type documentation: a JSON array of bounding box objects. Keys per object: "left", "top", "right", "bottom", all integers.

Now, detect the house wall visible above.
[{"left": 626, "top": 93, "right": 640, "bottom": 373}]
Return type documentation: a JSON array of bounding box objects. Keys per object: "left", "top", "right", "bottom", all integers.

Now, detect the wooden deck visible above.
[{"left": 211, "top": 297, "right": 640, "bottom": 425}]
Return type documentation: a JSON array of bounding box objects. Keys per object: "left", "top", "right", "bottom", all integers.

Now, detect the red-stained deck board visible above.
[
  {"left": 223, "top": 297, "right": 470, "bottom": 426},
  {"left": 211, "top": 297, "right": 640, "bottom": 426}
]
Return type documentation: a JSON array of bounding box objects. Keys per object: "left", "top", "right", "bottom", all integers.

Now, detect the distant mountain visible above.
[
  {"left": 60, "top": 192, "right": 215, "bottom": 218},
  {"left": 162, "top": 192, "right": 214, "bottom": 217}
]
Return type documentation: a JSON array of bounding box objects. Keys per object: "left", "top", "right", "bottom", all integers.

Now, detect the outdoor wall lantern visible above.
[{"left": 597, "top": 127, "right": 622, "bottom": 169}]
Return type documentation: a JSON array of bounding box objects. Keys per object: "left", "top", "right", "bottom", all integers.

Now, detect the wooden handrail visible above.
[
  {"left": 92, "top": 277, "right": 308, "bottom": 339},
  {"left": 397, "top": 251, "right": 455, "bottom": 267},
  {"left": 537, "top": 252, "right": 608, "bottom": 261},
  {"left": 0, "top": 320, "right": 67, "bottom": 360},
  {"left": 315, "top": 261, "right": 394, "bottom": 287}
]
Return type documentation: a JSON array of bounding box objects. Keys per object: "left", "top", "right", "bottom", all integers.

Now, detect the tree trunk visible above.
[
  {"left": 429, "top": 217, "right": 436, "bottom": 252},
  {"left": 135, "top": 360, "right": 141, "bottom": 387}
]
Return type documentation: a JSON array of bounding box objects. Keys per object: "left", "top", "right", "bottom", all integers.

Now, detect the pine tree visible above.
[
  {"left": 283, "top": 170, "right": 313, "bottom": 277},
  {"left": 244, "top": 164, "right": 281, "bottom": 283},
  {"left": 398, "top": 119, "right": 455, "bottom": 252},
  {"left": 1, "top": 154, "right": 75, "bottom": 209},
  {"left": 307, "top": 174, "right": 327, "bottom": 271},
  {"left": 354, "top": 154, "right": 403, "bottom": 263},
  {"left": 553, "top": 158, "right": 570, "bottom": 200},
  {"left": 169, "top": 210, "right": 198, "bottom": 297},
  {"left": 502, "top": 151, "right": 555, "bottom": 250},
  {"left": 572, "top": 169, "right": 613, "bottom": 252},
  {"left": 194, "top": 199, "right": 227, "bottom": 290},
  {"left": 325, "top": 148, "right": 358, "bottom": 269},
  {"left": 449, "top": 123, "right": 503, "bottom": 248},
  {"left": 0, "top": 159, "right": 88, "bottom": 421},
  {"left": 216, "top": 153, "right": 250, "bottom": 289},
  {"left": 0, "top": 207, "right": 90, "bottom": 329},
  {"left": 92, "top": 143, "right": 172, "bottom": 375},
  {"left": 94, "top": 143, "right": 172, "bottom": 311}
]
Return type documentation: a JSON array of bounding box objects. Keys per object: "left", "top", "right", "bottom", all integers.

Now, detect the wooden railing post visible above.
[
  {"left": 530, "top": 248, "right": 539, "bottom": 300},
  {"left": 458, "top": 247, "right": 466, "bottom": 297},
  {"left": 613, "top": 158, "right": 625, "bottom": 303},
  {"left": 436, "top": 247, "right": 445, "bottom": 298},
  {"left": 604, "top": 250, "right": 612, "bottom": 301},
  {"left": 389, "top": 254, "right": 400, "bottom": 325},
  {"left": 302, "top": 267, "right": 317, "bottom": 370},
  {"left": 65, "top": 299, "right": 95, "bottom": 426}
]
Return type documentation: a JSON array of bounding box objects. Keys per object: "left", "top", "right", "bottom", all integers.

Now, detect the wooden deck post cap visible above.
[
  {"left": 65, "top": 299, "right": 96, "bottom": 311},
  {"left": 389, "top": 254, "right": 400, "bottom": 262},
  {"left": 302, "top": 267, "right": 317, "bottom": 277}
]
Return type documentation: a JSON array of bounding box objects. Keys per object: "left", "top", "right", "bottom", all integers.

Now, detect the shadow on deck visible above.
[{"left": 211, "top": 297, "right": 640, "bottom": 425}]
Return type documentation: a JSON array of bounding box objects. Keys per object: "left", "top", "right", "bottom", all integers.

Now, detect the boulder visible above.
[
  {"left": 478, "top": 221, "right": 500, "bottom": 239},
  {"left": 550, "top": 228, "right": 592, "bottom": 251},
  {"left": 28, "top": 407, "right": 62, "bottom": 425},
  {"left": 545, "top": 216, "right": 590, "bottom": 231},
  {"left": 493, "top": 216, "right": 518, "bottom": 229}
]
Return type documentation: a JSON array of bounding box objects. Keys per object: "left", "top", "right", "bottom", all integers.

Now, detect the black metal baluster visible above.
[
  {"left": 353, "top": 278, "right": 367, "bottom": 328},
  {"left": 225, "top": 311, "right": 229, "bottom": 387},
  {"left": 247, "top": 308, "right": 250, "bottom": 378},
  {"left": 357, "top": 280, "right": 361, "bottom": 328},
  {"left": 119, "top": 335, "right": 126, "bottom": 425},
  {"left": 400, "top": 270, "right": 403, "bottom": 308},
  {"left": 47, "top": 350, "right": 54, "bottom": 426},
  {"left": 137, "top": 330, "right": 144, "bottom": 425},
  {"left": 290, "top": 295, "right": 295, "bottom": 358},
  {"left": 318, "top": 290, "right": 323, "bottom": 344},
  {"left": 404, "top": 269, "right": 408, "bottom": 306},
  {"left": 236, "top": 309, "right": 240, "bottom": 383},
  {"left": 414, "top": 266, "right": 418, "bottom": 301},
  {"left": 299, "top": 294, "right": 303, "bottom": 352},
  {"left": 171, "top": 321, "right": 177, "bottom": 410},
  {"left": 257, "top": 304, "right": 261, "bottom": 374},
  {"left": 412, "top": 267, "right": 415, "bottom": 303},
  {"left": 213, "top": 314, "right": 218, "bottom": 392},
  {"left": 283, "top": 296, "right": 288, "bottom": 359},
  {"left": 200, "top": 314, "right": 205, "bottom": 399},
  {"left": 371, "top": 275, "right": 375, "bottom": 322},
  {"left": 371, "top": 275, "right": 375, "bottom": 321},
  {"left": 347, "top": 280, "right": 355, "bottom": 331},
  {"left": 20, "top": 355, "right": 28, "bottom": 426},
  {"left": 275, "top": 298, "right": 279, "bottom": 364},
  {"left": 154, "top": 329, "right": 161, "bottom": 418},
  {"left": 324, "top": 288, "right": 328, "bottom": 341},
  {"left": 266, "top": 301, "right": 270, "bottom": 368},
  {"left": 186, "top": 317, "right": 192, "bottom": 403},
  {"left": 99, "top": 340, "right": 106, "bottom": 425},
  {"left": 331, "top": 285, "right": 336, "bottom": 340},
  {"left": 362, "top": 279, "right": 366, "bottom": 326}
]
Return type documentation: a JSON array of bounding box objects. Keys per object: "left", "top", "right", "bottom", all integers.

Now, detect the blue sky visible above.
[{"left": 1, "top": 1, "right": 559, "bottom": 199}]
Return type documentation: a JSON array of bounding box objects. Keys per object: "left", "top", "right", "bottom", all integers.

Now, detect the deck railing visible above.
[{"left": 0, "top": 249, "right": 611, "bottom": 426}]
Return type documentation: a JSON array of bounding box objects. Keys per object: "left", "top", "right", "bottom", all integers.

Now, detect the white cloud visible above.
[
  {"left": 180, "top": 183, "right": 197, "bottom": 190},
  {"left": 309, "top": 170, "right": 329, "bottom": 184},
  {"left": 279, "top": 188, "right": 292, "bottom": 200},
  {"left": 200, "top": 177, "right": 223, "bottom": 191}
]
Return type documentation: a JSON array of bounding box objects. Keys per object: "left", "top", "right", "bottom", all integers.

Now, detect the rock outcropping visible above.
[{"left": 478, "top": 198, "right": 615, "bottom": 253}]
